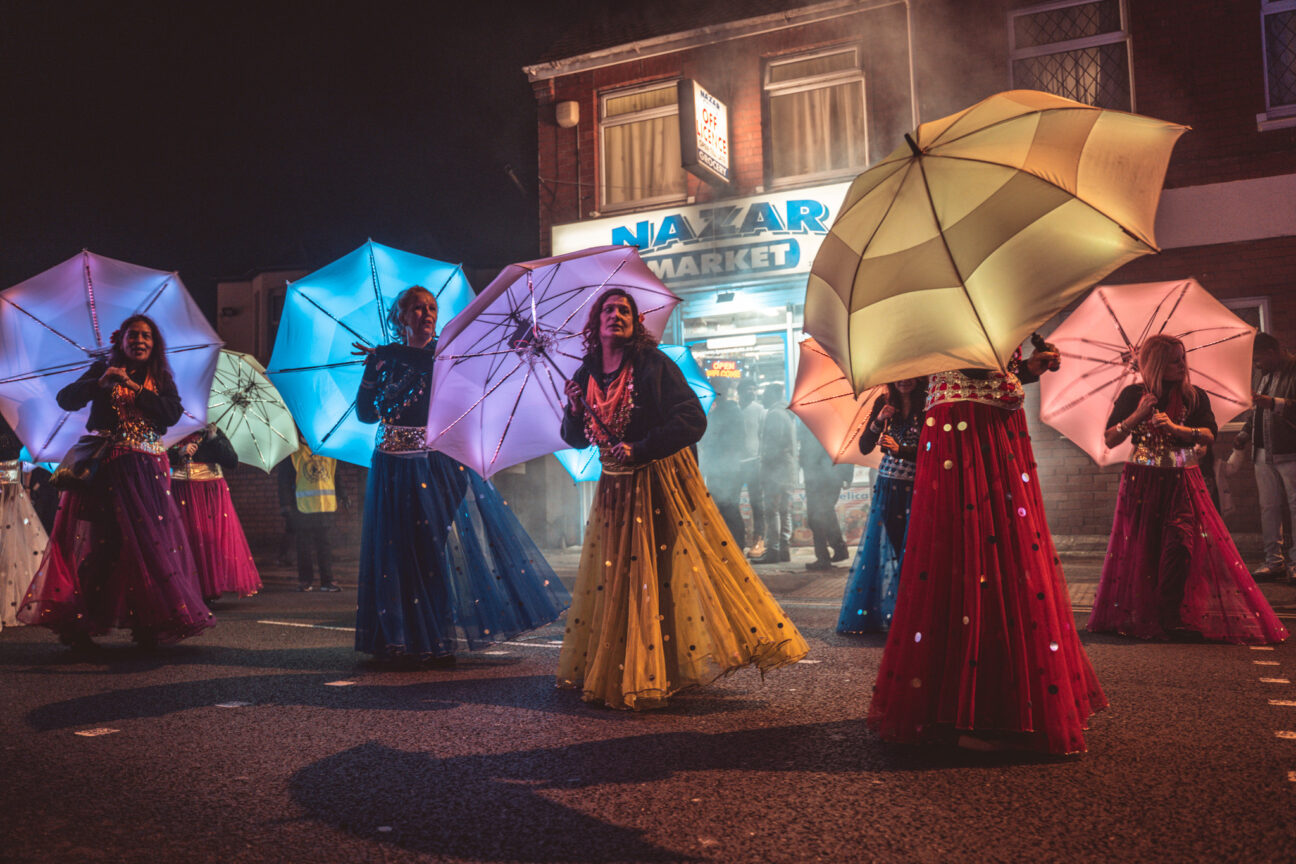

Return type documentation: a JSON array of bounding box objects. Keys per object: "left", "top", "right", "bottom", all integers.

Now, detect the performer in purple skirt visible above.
[{"left": 19, "top": 315, "right": 212, "bottom": 649}]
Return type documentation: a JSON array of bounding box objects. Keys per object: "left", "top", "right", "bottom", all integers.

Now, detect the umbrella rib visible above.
[
  {"left": 272, "top": 359, "right": 366, "bottom": 374},
  {"left": 36, "top": 412, "right": 74, "bottom": 459},
  {"left": 0, "top": 294, "right": 92, "bottom": 354},
  {"left": 488, "top": 360, "right": 537, "bottom": 470},
  {"left": 1148, "top": 282, "right": 1190, "bottom": 339},
  {"left": 82, "top": 250, "right": 102, "bottom": 347},
  {"left": 135, "top": 275, "right": 172, "bottom": 319},
  {"left": 1095, "top": 289, "right": 1138, "bottom": 358},
  {"left": 294, "top": 290, "right": 374, "bottom": 347},
  {"left": 1045, "top": 368, "right": 1133, "bottom": 416},
  {"left": 367, "top": 241, "right": 391, "bottom": 345},
  {"left": 432, "top": 357, "right": 527, "bottom": 441},
  {"left": 319, "top": 401, "right": 358, "bottom": 446},
  {"left": 0, "top": 359, "right": 96, "bottom": 386}
]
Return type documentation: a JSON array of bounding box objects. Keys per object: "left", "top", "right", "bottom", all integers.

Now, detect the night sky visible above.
[{"left": 1, "top": 0, "right": 629, "bottom": 316}]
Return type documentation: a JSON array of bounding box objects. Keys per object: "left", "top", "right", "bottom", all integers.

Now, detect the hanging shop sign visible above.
[
  {"left": 678, "top": 79, "right": 730, "bottom": 186},
  {"left": 552, "top": 180, "right": 852, "bottom": 290}
]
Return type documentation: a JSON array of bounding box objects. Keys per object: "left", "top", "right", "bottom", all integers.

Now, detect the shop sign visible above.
[
  {"left": 551, "top": 181, "right": 852, "bottom": 289},
  {"left": 706, "top": 359, "right": 742, "bottom": 380},
  {"left": 678, "top": 79, "right": 729, "bottom": 186}
]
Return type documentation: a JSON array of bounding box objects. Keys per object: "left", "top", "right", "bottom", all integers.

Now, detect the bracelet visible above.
[{"left": 1116, "top": 421, "right": 1126, "bottom": 435}]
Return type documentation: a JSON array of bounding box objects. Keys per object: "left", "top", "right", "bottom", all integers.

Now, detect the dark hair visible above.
[
  {"left": 386, "top": 285, "right": 436, "bottom": 344},
  {"left": 1255, "top": 331, "right": 1281, "bottom": 354},
  {"left": 108, "top": 314, "right": 173, "bottom": 385},
  {"left": 581, "top": 289, "right": 657, "bottom": 363},
  {"left": 885, "top": 377, "right": 928, "bottom": 419}
]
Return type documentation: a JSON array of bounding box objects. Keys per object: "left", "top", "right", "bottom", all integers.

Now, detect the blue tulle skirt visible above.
[
  {"left": 837, "top": 471, "right": 913, "bottom": 633},
  {"left": 355, "top": 449, "right": 570, "bottom": 659}
]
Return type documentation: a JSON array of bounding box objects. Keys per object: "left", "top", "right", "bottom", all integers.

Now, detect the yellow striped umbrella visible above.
[{"left": 805, "top": 89, "right": 1187, "bottom": 393}]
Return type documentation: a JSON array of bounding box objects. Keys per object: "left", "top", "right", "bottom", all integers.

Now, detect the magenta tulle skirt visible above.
[
  {"left": 868, "top": 402, "right": 1107, "bottom": 754},
  {"left": 174, "top": 477, "right": 261, "bottom": 599},
  {"left": 19, "top": 447, "right": 213, "bottom": 644},
  {"left": 1088, "top": 463, "right": 1287, "bottom": 644}
]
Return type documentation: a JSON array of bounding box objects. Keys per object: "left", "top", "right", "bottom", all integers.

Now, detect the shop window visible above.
[
  {"left": 1009, "top": 0, "right": 1132, "bottom": 110},
  {"left": 599, "top": 82, "right": 688, "bottom": 211},
  {"left": 764, "top": 48, "right": 868, "bottom": 188},
  {"left": 1260, "top": 0, "right": 1296, "bottom": 129}
]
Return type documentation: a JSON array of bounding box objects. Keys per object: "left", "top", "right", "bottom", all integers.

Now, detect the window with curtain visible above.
[
  {"left": 1263, "top": 0, "right": 1296, "bottom": 113},
  {"left": 599, "top": 82, "right": 687, "bottom": 210},
  {"left": 1009, "top": 0, "right": 1132, "bottom": 110},
  {"left": 764, "top": 49, "right": 868, "bottom": 186}
]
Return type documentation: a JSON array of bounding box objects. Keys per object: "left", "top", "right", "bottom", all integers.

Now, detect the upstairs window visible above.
[
  {"left": 599, "top": 82, "right": 687, "bottom": 211},
  {"left": 764, "top": 48, "right": 868, "bottom": 187},
  {"left": 1009, "top": 0, "right": 1132, "bottom": 110},
  {"left": 1262, "top": 0, "right": 1296, "bottom": 121}
]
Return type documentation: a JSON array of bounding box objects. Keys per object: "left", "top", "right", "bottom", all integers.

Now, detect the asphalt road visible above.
[{"left": 3, "top": 549, "right": 1295, "bottom": 864}]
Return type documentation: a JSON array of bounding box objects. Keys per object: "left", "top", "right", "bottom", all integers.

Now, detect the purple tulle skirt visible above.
[
  {"left": 19, "top": 446, "right": 213, "bottom": 644},
  {"left": 174, "top": 476, "right": 261, "bottom": 599},
  {"left": 1088, "top": 463, "right": 1287, "bottom": 644}
]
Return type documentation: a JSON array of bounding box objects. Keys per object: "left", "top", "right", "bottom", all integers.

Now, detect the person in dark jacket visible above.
[
  {"left": 556, "top": 288, "right": 806, "bottom": 709},
  {"left": 753, "top": 383, "right": 796, "bottom": 563},
  {"left": 798, "top": 421, "right": 854, "bottom": 571},
  {"left": 698, "top": 380, "right": 747, "bottom": 547},
  {"left": 1233, "top": 331, "right": 1296, "bottom": 581},
  {"left": 170, "top": 424, "right": 260, "bottom": 602},
  {"left": 19, "top": 314, "right": 212, "bottom": 649}
]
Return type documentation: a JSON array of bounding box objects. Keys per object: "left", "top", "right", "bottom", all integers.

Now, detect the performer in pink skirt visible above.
[
  {"left": 20, "top": 315, "right": 212, "bottom": 649},
  {"left": 170, "top": 424, "right": 261, "bottom": 602},
  {"left": 1088, "top": 335, "right": 1287, "bottom": 644}
]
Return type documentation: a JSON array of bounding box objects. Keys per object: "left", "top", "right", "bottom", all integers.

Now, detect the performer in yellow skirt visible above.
[{"left": 557, "top": 288, "right": 808, "bottom": 709}]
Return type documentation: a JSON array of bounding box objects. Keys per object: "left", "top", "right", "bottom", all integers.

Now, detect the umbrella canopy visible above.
[
  {"left": 788, "top": 337, "right": 884, "bottom": 469},
  {"left": 208, "top": 349, "right": 299, "bottom": 472},
  {"left": 266, "top": 240, "right": 474, "bottom": 467},
  {"left": 805, "top": 89, "right": 1188, "bottom": 392},
  {"left": 1038, "top": 278, "right": 1255, "bottom": 466},
  {"left": 554, "top": 343, "right": 716, "bottom": 483},
  {"left": 428, "top": 246, "right": 680, "bottom": 477},
  {"left": 0, "top": 250, "right": 221, "bottom": 461}
]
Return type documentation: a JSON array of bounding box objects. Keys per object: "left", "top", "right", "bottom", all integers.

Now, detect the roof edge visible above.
[{"left": 522, "top": 0, "right": 907, "bottom": 82}]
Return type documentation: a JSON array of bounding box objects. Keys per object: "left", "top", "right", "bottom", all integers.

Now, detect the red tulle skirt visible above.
[
  {"left": 868, "top": 401, "right": 1107, "bottom": 754},
  {"left": 19, "top": 447, "right": 212, "bottom": 644},
  {"left": 174, "top": 477, "right": 261, "bottom": 599},
  {"left": 1088, "top": 463, "right": 1287, "bottom": 644}
]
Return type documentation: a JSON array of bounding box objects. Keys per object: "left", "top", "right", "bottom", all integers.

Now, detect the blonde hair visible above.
[
  {"left": 1138, "top": 334, "right": 1197, "bottom": 412},
  {"left": 386, "top": 286, "right": 437, "bottom": 344}
]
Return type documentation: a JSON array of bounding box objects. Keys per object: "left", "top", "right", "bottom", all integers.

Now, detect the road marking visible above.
[
  {"left": 1255, "top": 660, "right": 1282, "bottom": 666},
  {"left": 1260, "top": 677, "right": 1292, "bottom": 684},
  {"left": 1251, "top": 645, "right": 1276, "bottom": 651},
  {"left": 323, "top": 680, "right": 357, "bottom": 687},
  {"left": 74, "top": 728, "right": 119, "bottom": 737},
  {"left": 1270, "top": 699, "right": 1296, "bottom": 707},
  {"left": 1289, "top": 771, "right": 1296, "bottom": 783},
  {"left": 215, "top": 701, "right": 253, "bottom": 708},
  {"left": 1276, "top": 731, "right": 1296, "bottom": 740},
  {"left": 258, "top": 619, "right": 354, "bottom": 632}
]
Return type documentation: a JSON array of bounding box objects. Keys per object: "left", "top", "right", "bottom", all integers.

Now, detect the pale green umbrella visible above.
[{"left": 207, "top": 349, "right": 299, "bottom": 473}]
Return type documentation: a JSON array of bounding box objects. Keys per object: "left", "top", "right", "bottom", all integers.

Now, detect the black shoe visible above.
[
  {"left": 806, "top": 559, "right": 835, "bottom": 572},
  {"left": 298, "top": 584, "right": 315, "bottom": 592},
  {"left": 778, "top": 549, "right": 791, "bottom": 562},
  {"left": 830, "top": 546, "right": 849, "bottom": 563},
  {"left": 318, "top": 583, "right": 342, "bottom": 593},
  {"left": 751, "top": 552, "right": 782, "bottom": 565},
  {"left": 1251, "top": 567, "right": 1287, "bottom": 582}
]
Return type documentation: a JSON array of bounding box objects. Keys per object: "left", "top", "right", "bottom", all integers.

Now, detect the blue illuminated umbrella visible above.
[
  {"left": 554, "top": 343, "right": 715, "bottom": 483},
  {"left": 266, "top": 240, "right": 474, "bottom": 466},
  {"left": 0, "top": 250, "right": 221, "bottom": 462}
]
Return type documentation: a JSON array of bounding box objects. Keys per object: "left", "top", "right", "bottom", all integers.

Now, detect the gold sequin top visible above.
[
  {"left": 377, "top": 423, "right": 430, "bottom": 454},
  {"left": 0, "top": 459, "right": 20, "bottom": 485},
  {"left": 1128, "top": 417, "right": 1198, "bottom": 468},
  {"left": 171, "top": 462, "right": 224, "bottom": 481},
  {"left": 109, "top": 382, "right": 165, "bottom": 454},
  {"left": 926, "top": 368, "right": 1025, "bottom": 412}
]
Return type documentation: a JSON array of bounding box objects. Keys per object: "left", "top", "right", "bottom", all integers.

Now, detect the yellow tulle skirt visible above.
[{"left": 557, "top": 448, "right": 808, "bottom": 709}]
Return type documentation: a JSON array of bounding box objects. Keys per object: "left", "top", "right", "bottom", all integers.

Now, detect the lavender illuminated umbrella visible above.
[
  {"left": 266, "top": 240, "right": 474, "bottom": 467},
  {"left": 428, "top": 246, "right": 680, "bottom": 477},
  {"left": 0, "top": 250, "right": 222, "bottom": 462},
  {"left": 554, "top": 344, "right": 715, "bottom": 483}
]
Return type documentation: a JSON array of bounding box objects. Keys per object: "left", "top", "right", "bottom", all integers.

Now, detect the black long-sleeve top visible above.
[
  {"left": 1106, "top": 384, "right": 1217, "bottom": 445},
  {"left": 58, "top": 360, "right": 183, "bottom": 434},
  {"left": 355, "top": 343, "right": 437, "bottom": 426},
  {"left": 858, "top": 395, "right": 921, "bottom": 462},
  {"left": 560, "top": 346, "right": 707, "bottom": 463},
  {"left": 168, "top": 426, "right": 239, "bottom": 471}
]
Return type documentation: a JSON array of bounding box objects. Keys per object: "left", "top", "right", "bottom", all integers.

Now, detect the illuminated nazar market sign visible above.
[{"left": 551, "top": 180, "right": 851, "bottom": 289}]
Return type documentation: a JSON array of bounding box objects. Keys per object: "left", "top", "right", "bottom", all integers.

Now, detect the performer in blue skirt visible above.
[
  {"left": 836, "top": 377, "right": 925, "bottom": 634},
  {"left": 352, "top": 286, "right": 569, "bottom": 663}
]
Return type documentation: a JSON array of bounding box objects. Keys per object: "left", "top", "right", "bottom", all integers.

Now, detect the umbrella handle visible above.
[{"left": 543, "top": 348, "right": 621, "bottom": 447}]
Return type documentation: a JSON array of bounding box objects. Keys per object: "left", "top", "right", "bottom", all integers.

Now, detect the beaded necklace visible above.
[
  {"left": 373, "top": 342, "right": 435, "bottom": 422},
  {"left": 583, "top": 362, "right": 635, "bottom": 446}
]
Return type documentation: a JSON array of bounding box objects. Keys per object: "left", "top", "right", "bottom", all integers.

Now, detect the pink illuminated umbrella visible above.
[
  {"left": 0, "top": 250, "right": 221, "bottom": 462},
  {"left": 1038, "top": 278, "right": 1255, "bottom": 466},
  {"left": 789, "top": 337, "right": 883, "bottom": 469},
  {"left": 427, "top": 246, "right": 680, "bottom": 477}
]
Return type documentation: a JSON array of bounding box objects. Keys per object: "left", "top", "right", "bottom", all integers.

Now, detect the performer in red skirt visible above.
[
  {"left": 1088, "top": 335, "right": 1287, "bottom": 644},
  {"left": 869, "top": 348, "right": 1107, "bottom": 754},
  {"left": 170, "top": 424, "right": 261, "bottom": 602}
]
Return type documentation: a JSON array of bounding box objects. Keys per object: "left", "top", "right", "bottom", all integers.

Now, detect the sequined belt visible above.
[
  {"left": 377, "top": 423, "right": 429, "bottom": 453},
  {"left": 877, "top": 452, "right": 916, "bottom": 481},
  {"left": 171, "top": 462, "right": 224, "bottom": 481},
  {"left": 110, "top": 433, "right": 165, "bottom": 455},
  {"left": 0, "top": 459, "right": 20, "bottom": 485},
  {"left": 1129, "top": 445, "right": 1198, "bottom": 469}
]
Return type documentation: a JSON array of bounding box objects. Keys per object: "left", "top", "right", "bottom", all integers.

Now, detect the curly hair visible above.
[
  {"left": 1138, "top": 334, "right": 1197, "bottom": 412},
  {"left": 108, "top": 314, "right": 173, "bottom": 385},
  {"left": 386, "top": 286, "right": 436, "bottom": 344},
  {"left": 581, "top": 289, "right": 657, "bottom": 364}
]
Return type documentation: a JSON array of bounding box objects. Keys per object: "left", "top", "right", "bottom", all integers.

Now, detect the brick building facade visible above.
[{"left": 524, "top": 0, "right": 1296, "bottom": 548}]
